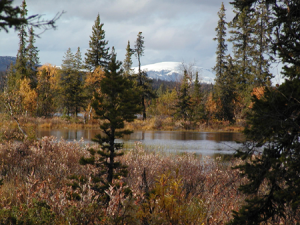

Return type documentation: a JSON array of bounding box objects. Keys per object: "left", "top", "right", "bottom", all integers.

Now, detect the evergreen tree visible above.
[
  {"left": 191, "top": 71, "right": 204, "bottom": 122},
  {"left": 80, "top": 48, "right": 142, "bottom": 201},
  {"left": 123, "top": 40, "right": 134, "bottom": 77},
  {"left": 59, "top": 48, "right": 86, "bottom": 116},
  {"left": 133, "top": 32, "right": 156, "bottom": 120},
  {"left": 214, "top": 2, "right": 236, "bottom": 121},
  {"left": 14, "top": 0, "right": 28, "bottom": 85},
  {"left": 218, "top": 55, "right": 238, "bottom": 122},
  {"left": 251, "top": 1, "right": 273, "bottom": 86},
  {"left": 228, "top": 6, "right": 256, "bottom": 108},
  {"left": 85, "top": 14, "right": 110, "bottom": 71},
  {"left": 26, "top": 26, "right": 39, "bottom": 88},
  {"left": 174, "top": 70, "right": 192, "bottom": 125},
  {"left": 213, "top": 2, "right": 228, "bottom": 83},
  {"left": 74, "top": 47, "right": 83, "bottom": 71},
  {"left": 228, "top": 1, "right": 300, "bottom": 223},
  {"left": 134, "top": 32, "right": 144, "bottom": 78}
]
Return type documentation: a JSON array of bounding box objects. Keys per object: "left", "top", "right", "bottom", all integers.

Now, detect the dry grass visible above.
[{"left": 0, "top": 138, "right": 248, "bottom": 224}]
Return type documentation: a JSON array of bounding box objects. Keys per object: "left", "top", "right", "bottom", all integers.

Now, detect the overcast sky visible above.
[
  {"left": 1, "top": 0, "right": 238, "bottom": 68},
  {"left": 0, "top": 0, "right": 284, "bottom": 83}
]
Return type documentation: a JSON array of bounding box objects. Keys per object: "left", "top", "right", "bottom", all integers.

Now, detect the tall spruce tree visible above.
[
  {"left": 14, "top": 0, "right": 28, "bottom": 85},
  {"left": 80, "top": 48, "right": 142, "bottom": 201},
  {"left": 123, "top": 40, "right": 134, "bottom": 77},
  {"left": 85, "top": 14, "right": 110, "bottom": 71},
  {"left": 191, "top": 71, "right": 204, "bottom": 122},
  {"left": 251, "top": 1, "right": 273, "bottom": 86},
  {"left": 228, "top": 6, "right": 256, "bottom": 109},
  {"left": 134, "top": 32, "right": 156, "bottom": 120},
  {"left": 214, "top": 2, "right": 235, "bottom": 121},
  {"left": 26, "top": 26, "right": 39, "bottom": 88},
  {"left": 228, "top": 1, "right": 300, "bottom": 224},
  {"left": 174, "top": 70, "right": 192, "bottom": 124},
  {"left": 59, "top": 48, "right": 86, "bottom": 116},
  {"left": 213, "top": 2, "right": 228, "bottom": 84}
]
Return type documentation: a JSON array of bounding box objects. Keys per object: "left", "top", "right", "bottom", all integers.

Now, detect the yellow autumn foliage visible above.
[{"left": 19, "top": 78, "right": 37, "bottom": 115}]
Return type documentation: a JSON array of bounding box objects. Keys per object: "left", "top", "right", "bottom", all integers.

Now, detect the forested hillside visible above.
[{"left": 0, "top": 56, "right": 16, "bottom": 71}]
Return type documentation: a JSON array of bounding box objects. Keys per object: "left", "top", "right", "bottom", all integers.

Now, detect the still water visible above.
[{"left": 36, "top": 129, "right": 244, "bottom": 157}]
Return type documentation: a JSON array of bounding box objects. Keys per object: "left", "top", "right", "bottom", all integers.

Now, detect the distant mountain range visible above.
[
  {"left": 0, "top": 57, "right": 215, "bottom": 83},
  {"left": 0, "top": 56, "right": 16, "bottom": 71},
  {"left": 133, "top": 62, "right": 215, "bottom": 84}
]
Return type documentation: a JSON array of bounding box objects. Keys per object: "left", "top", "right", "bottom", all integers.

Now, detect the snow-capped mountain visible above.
[{"left": 133, "top": 62, "right": 215, "bottom": 84}]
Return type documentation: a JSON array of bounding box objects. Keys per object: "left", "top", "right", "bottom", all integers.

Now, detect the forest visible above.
[{"left": 0, "top": 0, "right": 300, "bottom": 224}]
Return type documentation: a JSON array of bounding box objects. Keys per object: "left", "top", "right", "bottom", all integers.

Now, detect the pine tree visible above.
[
  {"left": 228, "top": 6, "right": 256, "bottom": 108},
  {"left": 135, "top": 32, "right": 144, "bottom": 78},
  {"left": 74, "top": 47, "right": 83, "bottom": 71},
  {"left": 123, "top": 41, "right": 134, "bottom": 77},
  {"left": 214, "top": 2, "right": 236, "bottom": 121},
  {"left": 191, "top": 71, "right": 204, "bottom": 122},
  {"left": 133, "top": 32, "right": 156, "bottom": 120},
  {"left": 174, "top": 70, "right": 192, "bottom": 126},
  {"left": 251, "top": 1, "right": 273, "bottom": 86},
  {"left": 85, "top": 14, "right": 110, "bottom": 71},
  {"left": 14, "top": 0, "right": 28, "bottom": 85},
  {"left": 213, "top": 2, "right": 228, "bottom": 83},
  {"left": 26, "top": 26, "right": 39, "bottom": 88},
  {"left": 228, "top": 1, "right": 300, "bottom": 223},
  {"left": 218, "top": 55, "right": 238, "bottom": 122},
  {"left": 59, "top": 48, "right": 86, "bottom": 116},
  {"left": 80, "top": 48, "right": 142, "bottom": 201}
]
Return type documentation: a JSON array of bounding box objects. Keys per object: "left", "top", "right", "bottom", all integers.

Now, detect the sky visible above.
[
  {"left": 1, "top": 0, "right": 236, "bottom": 68},
  {"left": 1, "top": 0, "right": 283, "bottom": 83}
]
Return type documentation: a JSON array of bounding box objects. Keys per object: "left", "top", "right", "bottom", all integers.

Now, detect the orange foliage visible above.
[
  {"left": 85, "top": 66, "right": 105, "bottom": 94},
  {"left": 249, "top": 86, "right": 265, "bottom": 108},
  {"left": 37, "top": 64, "right": 60, "bottom": 90},
  {"left": 19, "top": 78, "right": 37, "bottom": 115},
  {"left": 252, "top": 86, "right": 265, "bottom": 100}
]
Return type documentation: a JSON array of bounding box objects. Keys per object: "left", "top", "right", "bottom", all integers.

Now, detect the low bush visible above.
[{"left": 0, "top": 138, "right": 247, "bottom": 224}]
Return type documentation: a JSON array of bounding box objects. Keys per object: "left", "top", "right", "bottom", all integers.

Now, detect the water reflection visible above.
[{"left": 36, "top": 129, "right": 244, "bottom": 157}]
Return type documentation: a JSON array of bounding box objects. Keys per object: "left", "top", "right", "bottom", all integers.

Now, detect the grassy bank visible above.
[
  {"left": 0, "top": 138, "right": 246, "bottom": 224},
  {"left": 1, "top": 115, "right": 244, "bottom": 133}
]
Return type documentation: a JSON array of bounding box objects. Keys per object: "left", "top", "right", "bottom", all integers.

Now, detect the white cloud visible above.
[{"left": 1, "top": 0, "right": 235, "bottom": 69}]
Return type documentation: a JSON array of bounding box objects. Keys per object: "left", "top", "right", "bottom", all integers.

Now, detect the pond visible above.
[{"left": 36, "top": 129, "right": 244, "bottom": 158}]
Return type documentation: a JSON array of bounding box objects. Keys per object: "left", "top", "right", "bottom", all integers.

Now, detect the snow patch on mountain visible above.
[{"left": 133, "top": 62, "right": 215, "bottom": 84}]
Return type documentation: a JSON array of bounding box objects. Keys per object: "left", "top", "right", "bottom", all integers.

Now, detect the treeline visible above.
[
  {"left": 211, "top": 1, "right": 273, "bottom": 123},
  {"left": 1, "top": 1, "right": 274, "bottom": 129}
]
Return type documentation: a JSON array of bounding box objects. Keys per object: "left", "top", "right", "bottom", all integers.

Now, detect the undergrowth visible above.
[{"left": 0, "top": 137, "right": 247, "bottom": 224}]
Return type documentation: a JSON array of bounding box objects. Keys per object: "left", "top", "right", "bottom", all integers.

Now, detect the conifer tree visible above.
[
  {"left": 174, "top": 70, "right": 192, "bottom": 125},
  {"left": 251, "top": 1, "right": 273, "bottom": 86},
  {"left": 228, "top": 1, "right": 300, "bottom": 223},
  {"left": 26, "top": 26, "right": 39, "bottom": 88},
  {"left": 213, "top": 2, "right": 228, "bottom": 84},
  {"left": 214, "top": 2, "right": 236, "bottom": 121},
  {"left": 80, "top": 48, "right": 142, "bottom": 201},
  {"left": 135, "top": 32, "right": 144, "bottom": 78},
  {"left": 218, "top": 55, "right": 238, "bottom": 122},
  {"left": 133, "top": 32, "right": 156, "bottom": 120},
  {"left": 14, "top": 0, "right": 28, "bottom": 84},
  {"left": 123, "top": 40, "right": 134, "bottom": 76},
  {"left": 191, "top": 71, "right": 204, "bottom": 122},
  {"left": 59, "top": 48, "right": 86, "bottom": 116},
  {"left": 228, "top": 6, "right": 256, "bottom": 108},
  {"left": 85, "top": 14, "right": 110, "bottom": 71}
]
